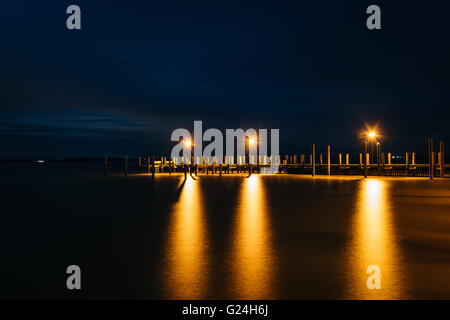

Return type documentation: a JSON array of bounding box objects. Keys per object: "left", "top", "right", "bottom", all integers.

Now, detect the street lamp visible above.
[
  {"left": 184, "top": 139, "right": 192, "bottom": 165},
  {"left": 247, "top": 136, "right": 257, "bottom": 165}
]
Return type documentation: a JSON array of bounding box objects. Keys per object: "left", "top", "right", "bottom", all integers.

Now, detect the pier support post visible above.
[
  {"left": 339, "top": 154, "right": 342, "bottom": 169},
  {"left": 377, "top": 143, "right": 381, "bottom": 176},
  {"left": 184, "top": 164, "right": 187, "bottom": 180},
  {"left": 363, "top": 142, "right": 368, "bottom": 178},
  {"left": 312, "top": 144, "right": 316, "bottom": 177},
  {"left": 440, "top": 141, "right": 445, "bottom": 177},
  {"left": 429, "top": 138, "right": 434, "bottom": 180},
  {"left": 124, "top": 156, "right": 128, "bottom": 177},
  {"left": 406, "top": 152, "right": 410, "bottom": 176},
  {"left": 219, "top": 164, "right": 222, "bottom": 177},
  {"left": 327, "top": 145, "right": 331, "bottom": 176},
  {"left": 104, "top": 156, "right": 108, "bottom": 177},
  {"left": 151, "top": 155, "right": 155, "bottom": 178},
  {"left": 320, "top": 154, "right": 323, "bottom": 166},
  {"left": 346, "top": 154, "right": 349, "bottom": 165},
  {"left": 138, "top": 156, "right": 141, "bottom": 174},
  {"left": 147, "top": 156, "right": 150, "bottom": 173},
  {"left": 359, "top": 153, "right": 362, "bottom": 170},
  {"left": 388, "top": 153, "right": 391, "bottom": 165}
]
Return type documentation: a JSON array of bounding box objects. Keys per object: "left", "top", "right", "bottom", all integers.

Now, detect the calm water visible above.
[{"left": 2, "top": 161, "right": 450, "bottom": 299}]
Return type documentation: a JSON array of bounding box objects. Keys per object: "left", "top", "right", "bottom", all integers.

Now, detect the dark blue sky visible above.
[{"left": 1, "top": 1, "right": 449, "bottom": 158}]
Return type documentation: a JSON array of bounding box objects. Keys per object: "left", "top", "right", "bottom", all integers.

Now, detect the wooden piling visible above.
[
  {"left": 363, "top": 142, "right": 367, "bottom": 178},
  {"left": 327, "top": 145, "right": 331, "bottom": 176},
  {"left": 429, "top": 138, "right": 434, "bottom": 180},
  {"left": 312, "top": 144, "right": 315, "bottom": 177},
  {"left": 320, "top": 154, "right": 323, "bottom": 165},
  {"left": 441, "top": 142, "right": 444, "bottom": 177},
  {"left": 388, "top": 153, "right": 391, "bottom": 165},
  {"left": 184, "top": 164, "right": 187, "bottom": 180},
  {"left": 138, "top": 156, "right": 141, "bottom": 174},
  {"left": 339, "top": 154, "right": 342, "bottom": 168},
  {"left": 432, "top": 152, "right": 435, "bottom": 179},
  {"left": 376, "top": 143, "right": 381, "bottom": 176},
  {"left": 151, "top": 156, "right": 155, "bottom": 178},
  {"left": 406, "top": 152, "right": 410, "bottom": 176},
  {"left": 346, "top": 154, "right": 349, "bottom": 165},
  {"left": 147, "top": 156, "right": 150, "bottom": 173},
  {"left": 104, "top": 156, "right": 108, "bottom": 176},
  {"left": 125, "top": 156, "right": 128, "bottom": 177},
  {"left": 219, "top": 164, "right": 222, "bottom": 177}
]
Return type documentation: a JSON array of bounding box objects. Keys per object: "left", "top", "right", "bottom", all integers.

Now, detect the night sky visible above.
[{"left": 1, "top": 1, "right": 449, "bottom": 159}]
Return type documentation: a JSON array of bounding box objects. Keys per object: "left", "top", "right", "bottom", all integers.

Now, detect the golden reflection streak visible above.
[
  {"left": 230, "top": 175, "right": 277, "bottom": 299},
  {"left": 345, "top": 179, "right": 405, "bottom": 299},
  {"left": 163, "top": 176, "right": 209, "bottom": 299}
]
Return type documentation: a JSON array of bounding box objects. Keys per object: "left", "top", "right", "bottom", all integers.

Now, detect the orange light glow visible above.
[
  {"left": 344, "top": 179, "right": 405, "bottom": 299},
  {"left": 163, "top": 176, "right": 210, "bottom": 299},
  {"left": 368, "top": 131, "right": 376, "bottom": 139},
  {"left": 229, "top": 175, "right": 277, "bottom": 299}
]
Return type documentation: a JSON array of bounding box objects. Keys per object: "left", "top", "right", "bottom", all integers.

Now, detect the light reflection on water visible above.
[
  {"left": 344, "top": 178, "right": 406, "bottom": 299},
  {"left": 163, "top": 175, "right": 277, "bottom": 299},
  {"left": 228, "top": 175, "right": 277, "bottom": 299},
  {"left": 163, "top": 176, "right": 210, "bottom": 299},
  {"left": 162, "top": 175, "right": 407, "bottom": 299}
]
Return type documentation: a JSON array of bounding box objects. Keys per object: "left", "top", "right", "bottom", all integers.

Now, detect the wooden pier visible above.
[{"left": 106, "top": 139, "right": 447, "bottom": 179}]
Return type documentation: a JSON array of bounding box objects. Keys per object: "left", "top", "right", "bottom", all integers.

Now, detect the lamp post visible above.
[
  {"left": 184, "top": 139, "right": 192, "bottom": 163},
  {"left": 368, "top": 131, "right": 376, "bottom": 166}
]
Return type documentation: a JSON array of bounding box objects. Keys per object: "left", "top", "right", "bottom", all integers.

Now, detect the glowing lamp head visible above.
[
  {"left": 249, "top": 138, "right": 255, "bottom": 145},
  {"left": 369, "top": 131, "right": 376, "bottom": 139},
  {"left": 185, "top": 140, "right": 191, "bottom": 147}
]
